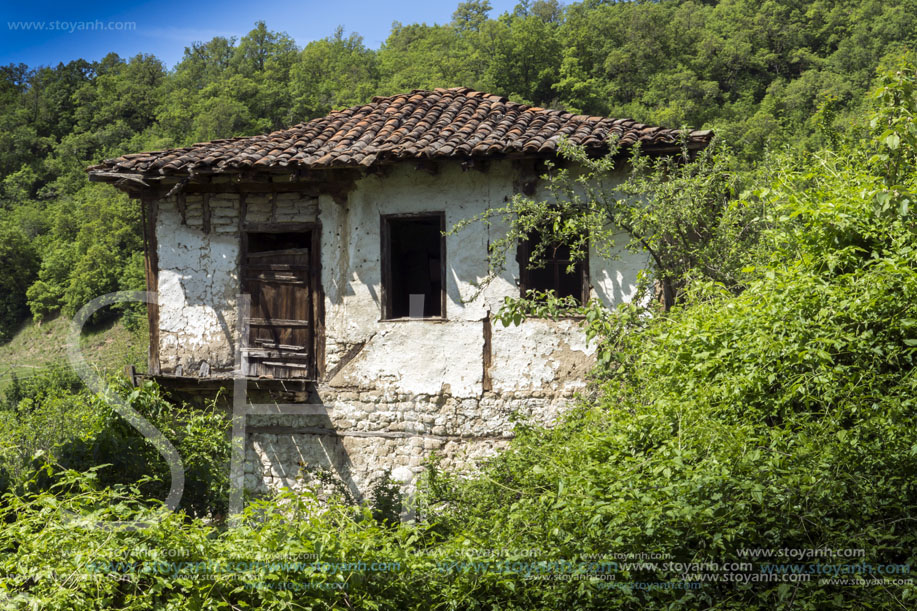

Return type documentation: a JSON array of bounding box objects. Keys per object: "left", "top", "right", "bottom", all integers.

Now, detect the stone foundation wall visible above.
[{"left": 241, "top": 385, "right": 582, "bottom": 500}]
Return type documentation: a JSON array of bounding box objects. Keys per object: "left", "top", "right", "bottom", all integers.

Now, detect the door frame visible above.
[{"left": 240, "top": 221, "right": 324, "bottom": 380}]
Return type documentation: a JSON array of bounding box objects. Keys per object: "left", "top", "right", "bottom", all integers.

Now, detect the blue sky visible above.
[{"left": 2, "top": 0, "right": 521, "bottom": 69}]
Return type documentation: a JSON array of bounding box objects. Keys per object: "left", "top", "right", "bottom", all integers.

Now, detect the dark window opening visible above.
[
  {"left": 381, "top": 214, "right": 445, "bottom": 319},
  {"left": 518, "top": 236, "right": 589, "bottom": 304}
]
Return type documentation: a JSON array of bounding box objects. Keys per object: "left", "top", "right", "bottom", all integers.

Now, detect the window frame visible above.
[
  {"left": 517, "top": 235, "right": 591, "bottom": 305},
  {"left": 379, "top": 212, "right": 447, "bottom": 321}
]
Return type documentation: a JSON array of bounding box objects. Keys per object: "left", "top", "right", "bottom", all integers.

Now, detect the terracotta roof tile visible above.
[{"left": 88, "top": 87, "right": 712, "bottom": 178}]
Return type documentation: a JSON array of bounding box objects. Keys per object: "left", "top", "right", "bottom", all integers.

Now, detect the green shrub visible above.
[
  {"left": 1, "top": 364, "right": 84, "bottom": 412},
  {"left": 418, "top": 63, "right": 917, "bottom": 609},
  {"left": 50, "top": 379, "right": 230, "bottom": 519},
  {"left": 0, "top": 472, "right": 440, "bottom": 610},
  {"left": 0, "top": 374, "right": 229, "bottom": 519}
]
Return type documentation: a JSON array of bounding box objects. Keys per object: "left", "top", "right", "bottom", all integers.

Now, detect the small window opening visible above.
[
  {"left": 382, "top": 214, "right": 445, "bottom": 319},
  {"left": 518, "top": 236, "right": 588, "bottom": 303}
]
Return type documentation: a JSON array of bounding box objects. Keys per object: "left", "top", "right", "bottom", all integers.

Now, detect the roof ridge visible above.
[{"left": 368, "top": 87, "right": 508, "bottom": 105}]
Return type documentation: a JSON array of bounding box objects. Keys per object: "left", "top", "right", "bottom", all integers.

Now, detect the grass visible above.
[{"left": 0, "top": 314, "right": 147, "bottom": 395}]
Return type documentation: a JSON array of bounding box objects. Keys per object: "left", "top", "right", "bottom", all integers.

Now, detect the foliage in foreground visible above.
[
  {"left": 0, "top": 374, "right": 229, "bottom": 519},
  {"left": 418, "top": 73, "right": 917, "bottom": 609},
  {"left": 439, "top": 174, "right": 917, "bottom": 608}
]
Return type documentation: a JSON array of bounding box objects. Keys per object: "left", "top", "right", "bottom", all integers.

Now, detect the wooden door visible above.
[{"left": 241, "top": 247, "right": 313, "bottom": 379}]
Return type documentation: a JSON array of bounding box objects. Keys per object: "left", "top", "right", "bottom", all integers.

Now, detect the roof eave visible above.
[{"left": 86, "top": 134, "right": 714, "bottom": 194}]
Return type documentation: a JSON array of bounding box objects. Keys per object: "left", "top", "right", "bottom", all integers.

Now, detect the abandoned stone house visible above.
[{"left": 88, "top": 87, "right": 711, "bottom": 501}]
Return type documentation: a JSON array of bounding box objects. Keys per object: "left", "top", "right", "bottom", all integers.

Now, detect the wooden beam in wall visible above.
[
  {"left": 242, "top": 221, "right": 317, "bottom": 233},
  {"left": 176, "top": 193, "right": 187, "bottom": 225},
  {"left": 311, "top": 225, "right": 325, "bottom": 380},
  {"left": 141, "top": 194, "right": 161, "bottom": 376},
  {"left": 238, "top": 192, "right": 248, "bottom": 231}
]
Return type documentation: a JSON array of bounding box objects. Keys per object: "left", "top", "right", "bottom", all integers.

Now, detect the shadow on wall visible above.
[
  {"left": 244, "top": 385, "right": 363, "bottom": 503},
  {"left": 156, "top": 204, "right": 240, "bottom": 375}
]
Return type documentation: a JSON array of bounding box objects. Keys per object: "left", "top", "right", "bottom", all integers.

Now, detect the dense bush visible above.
[
  {"left": 49, "top": 379, "right": 231, "bottom": 519},
  {"left": 0, "top": 476, "right": 438, "bottom": 610},
  {"left": 2, "top": 363, "right": 84, "bottom": 412},
  {"left": 0, "top": 366, "right": 98, "bottom": 487},
  {"left": 0, "top": 226, "right": 38, "bottom": 342},
  {"left": 422, "top": 65, "right": 917, "bottom": 608},
  {"left": 0, "top": 374, "right": 229, "bottom": 518}
]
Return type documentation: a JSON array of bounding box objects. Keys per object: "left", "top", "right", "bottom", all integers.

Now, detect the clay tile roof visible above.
[{"left": 87, "top": 87, "right": 713, "bottom": 180}]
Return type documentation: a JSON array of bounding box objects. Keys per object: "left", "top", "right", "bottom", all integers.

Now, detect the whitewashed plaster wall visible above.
[
  {"left": 320, "top": 160, "right": 647, "bottom": 399},
  {"left": 155, "top": 190, "right": 321, "bottom": 375},
  {"left": 156, "top": 194, "right": 241, "bottom": 375}
]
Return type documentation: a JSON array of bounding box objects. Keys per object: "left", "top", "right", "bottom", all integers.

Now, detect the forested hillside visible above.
[{"left": 1, "top": 0, "right": 916, "bottom": 342}]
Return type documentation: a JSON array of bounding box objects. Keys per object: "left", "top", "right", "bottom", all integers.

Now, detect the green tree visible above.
[
  {"left": 452, "top": 0, "right": 493, "bottom": 32},
  {"left": 0, "top": 226, "right": 38, "bottom": 341},
  {"left": 290, "top": 28, "right": 379, "bottom": 120}
]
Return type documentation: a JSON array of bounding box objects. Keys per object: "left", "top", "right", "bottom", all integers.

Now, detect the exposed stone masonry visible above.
[{"left": 242, "top": 386, "right": 581, "bottom": 498}]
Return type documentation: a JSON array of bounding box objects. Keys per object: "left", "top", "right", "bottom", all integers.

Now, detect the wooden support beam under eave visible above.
[{"left": 88, "top": 171, "right": 153, "bottom": 187}]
